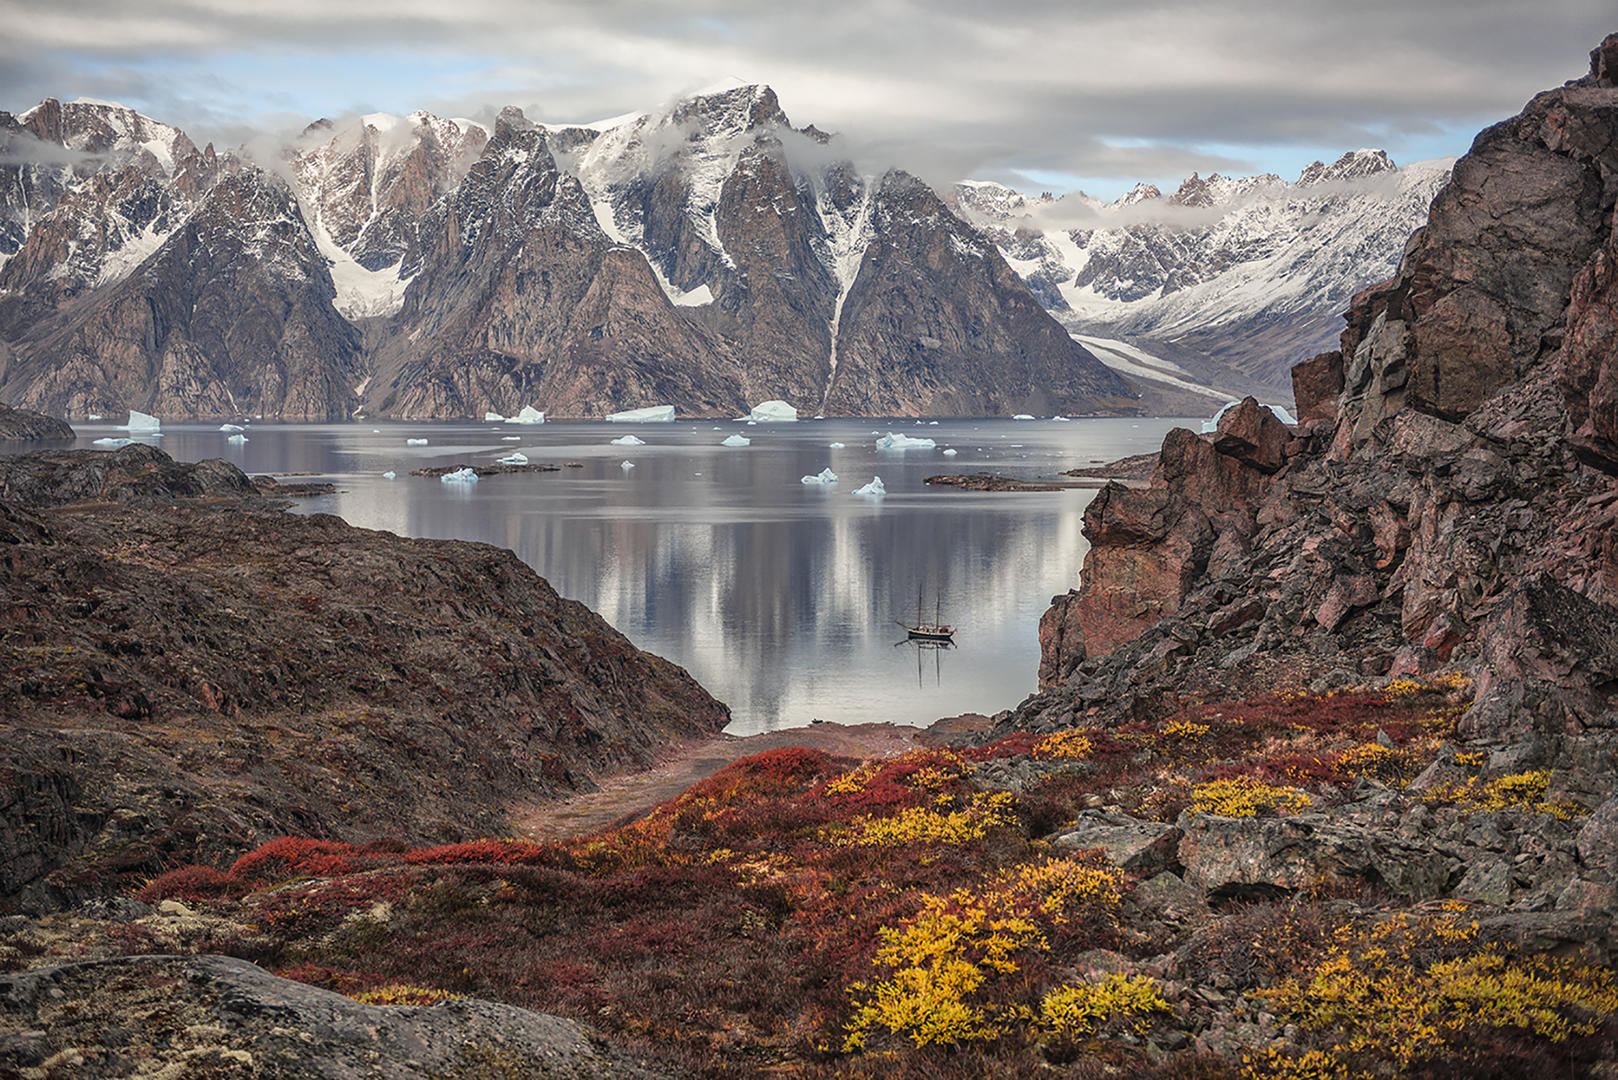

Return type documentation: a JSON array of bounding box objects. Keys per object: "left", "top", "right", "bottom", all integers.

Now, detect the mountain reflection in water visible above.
[{"left": 78, "top": 417, "right": 1193, "bottom": 734}]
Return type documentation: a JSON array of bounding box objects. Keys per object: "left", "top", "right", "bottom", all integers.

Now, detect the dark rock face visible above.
[
  {"left": 0, "top": 448, "right": 728, "bottom": 911},
  {"left": 1, "top": 169, "right": 363, "bottom": 421},
  {"left": 0, "top": 402, "right": 71, "bottom": 440},
  {"left": 0, "top": 955, "right": 670, "bottom": 1079}
]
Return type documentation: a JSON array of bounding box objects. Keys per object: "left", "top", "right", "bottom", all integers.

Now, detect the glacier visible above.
[{"left": 1200, "top": 400, "right": 1297, "bottom": 432}]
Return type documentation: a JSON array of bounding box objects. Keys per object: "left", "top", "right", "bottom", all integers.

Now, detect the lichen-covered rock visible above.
[
  {"left": 0, "top": 402, "right": 72, "bottom": 441},
  {"left": 1052, "top": 810, "right": 1182, "bottom": 873}
]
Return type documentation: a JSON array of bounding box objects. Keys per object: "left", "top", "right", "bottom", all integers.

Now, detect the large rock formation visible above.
[
  {"left": 0, "top": 401, "right": 71, "bottom": 440},
  {"left": 0, "top": 446, "right": 729, "bottom": 912}
]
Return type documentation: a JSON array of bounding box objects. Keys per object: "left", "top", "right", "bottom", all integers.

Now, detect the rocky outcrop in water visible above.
[
  {"left": 0, "top": 446, "right": 729, "bottom": 912},
  {"left": 0, "top": 402, "right": 71, "bottom": 440}
]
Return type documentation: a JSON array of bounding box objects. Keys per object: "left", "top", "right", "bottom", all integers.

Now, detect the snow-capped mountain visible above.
[
  {"left": 954, "top": 150, "right": 1453, "bottom": 397},
  {"left": 1, "top": 86, "right": 1133, "bottom": 420}
]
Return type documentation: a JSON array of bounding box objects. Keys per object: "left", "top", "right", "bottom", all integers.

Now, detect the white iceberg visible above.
[
  {"left": 721, "top": 434, "right": 750, "bottom": 447},
  {"left": 610, "top": 434, "right": 646, "bottom": 446},
  {"left": 1200, "top": 400, "right": 1297, "bottom": 433},
  {"left": 828, "top": 442, "right": 845, "bottom": 449},
  {"left": 227, "top": 434, "right": 248, "bottom": 445},
  {"left": 382, "top": 471, "right": 396, "bottom": 479},
  {"left": 851, "top": 476, "right": 886, "bottom": 497},
  {"left": 498, "top": 452, "right": 528, "bottom": 465},
  {"left": 440, "top": 467, "right": 479, "bottom": 484},
  {"left": 620, "top": 460, "right": 636, "bottom": 471},
  {"left": 504, "top": 405, "right": 546, "bottom": 425},
  {"left": 88, "top": 414, "right": 103, "bottom": 421},
  {"left": 116, "top": 409, "right": 161, "bottom": 433},
  {"left": 876, "top": 432, "right": 936, "bottom": 451},
  {"left": 749, "top": 399, "right": 798, "bottom": 422},
  {"left": 501, "top": 435, "right": 521, "bottom": 441},
  {"left": 1051, "top": 415, "right": 1072, "bottom": 422},
  {"left": 1012, "top": 414, "right": 1035, "bottom": 421},
  {"left": 800, "top": 467, "right": 838, "bottom": 485},
  {"left": 92, "top": 437, "right": 132, "bottom": 448},
  {"left": 484, "top": 411, "right": 505, "bottom": 422},
  {"left": 406, "top": 438, "right": 429, "bottom": 446},
  {"left": 607, "top": 405, "right": 675, "bottom": 423},
  {"left": 943, "top": 448, "right": 958, "bottom": 457},
  {"left": 219, "top": 423, "right": 245, "bottom": 432}
]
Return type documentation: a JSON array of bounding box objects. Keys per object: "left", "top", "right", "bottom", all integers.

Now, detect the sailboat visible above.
[{"left": 898, "top": 586, "right": 955, "bottom": 642}]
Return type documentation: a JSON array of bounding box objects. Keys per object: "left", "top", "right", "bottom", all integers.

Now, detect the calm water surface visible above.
[{"left": 75, "top": 416, "right": 1190, "bottom": 734}]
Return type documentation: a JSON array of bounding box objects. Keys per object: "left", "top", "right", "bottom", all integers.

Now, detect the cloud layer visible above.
[{"left": 1, "top": 0, "right": 1611, "bottom": 194}]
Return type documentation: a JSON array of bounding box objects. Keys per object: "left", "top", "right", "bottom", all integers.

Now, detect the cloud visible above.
[{"left": 0, "top": 0, "right": 1611, "bottom": 194}]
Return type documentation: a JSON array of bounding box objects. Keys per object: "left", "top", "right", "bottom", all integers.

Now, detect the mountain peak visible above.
[{"left": 1297, "top": 149, "right": 1395, "bottom": 186}]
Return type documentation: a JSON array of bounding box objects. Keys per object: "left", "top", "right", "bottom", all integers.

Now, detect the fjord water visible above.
[{"left": 81, "top": 417, "right": 1190, "bottom": 734}]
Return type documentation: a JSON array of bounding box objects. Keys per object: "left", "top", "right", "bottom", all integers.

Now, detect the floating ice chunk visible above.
[
  {"left": 498, "top": 452, "right": 528, "bottom": 465},
  {"left": 749, "top": 399, "right": 798, "bottom": 423},
  {"left": 88, "top": 414, "right": 103, "bottom": 421},
  {"left": 1051, "top": 415, "right": 1072, "bottom": 422},
  {"left": 406, "top": 438, "right": 429, "bottom": 446},
  {"left": 372, "top": 429, "right": 381, "bottom": 433},
  {"left": 382, "top": 471, "right": 396, "bottom": 479},
  {"left": 92, "top": 437, "right": 132, "bottom": 448},
  {"left": 928, "top": 421, "right": 939, "bottom": 425},
  {"left": 501, "top": 435, "right": 521, "bottom": 441},
  {"left": 116, "top": 409, "right": 161, "bottom": 433},
  {"left": 828, "top": 442, "right": 845, "bottom": 449},
  {"left": 440, "top": 467, "right": 478, "bottom": 484},
  {"left": 1011, "top": 414, "right": 1035, "bottom": 420},
  {"left": 722, "top": 434, "right": 750, "bottom": 447},
  {"left": 484, "top": 411, "right": 505, "bottom": 422},
  {"left": 505, "top": 405, "right": 546, "bottom": 425},
  {"left": 851, "top": 476, "right": 886, "bottom": 497},
  {"left": 877, "top": 432, "right": 936, "bottom": 451},
  {"left": 219, "top": 423, "right": 245, "bottom": 432},
  {"left": 610, "top": 434, "right": 646, "bottom": 446},
  {"left": 620, "top": 460, "right": 636, "bottom": 471},
  {"left": 607, "top": 405, "right": 675, "bottom": 422},
  {"left": 800, "top": 467, "right": 838, "bottom": 485},
  {"left": 1201, "top": 400, "right": 1297, "bottom": 433},
  {"left": 227, "top": 434, "right": 248, "bottom": 445},
  {"left": 943, "top": 448, "right": 958, "bottom": 457}
]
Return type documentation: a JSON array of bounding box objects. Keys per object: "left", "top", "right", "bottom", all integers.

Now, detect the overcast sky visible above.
[{"left": 1, "top": 0, "right": 1612, "bottom": 198}]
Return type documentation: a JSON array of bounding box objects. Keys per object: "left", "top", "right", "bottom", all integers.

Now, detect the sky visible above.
[{"left": 1, "top": 0, "right": 1613, "bottom": 200}]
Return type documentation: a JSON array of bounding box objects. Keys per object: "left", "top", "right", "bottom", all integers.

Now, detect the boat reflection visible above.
[{"left": 895, "top": 637, "right": 954, "bottom": 688}]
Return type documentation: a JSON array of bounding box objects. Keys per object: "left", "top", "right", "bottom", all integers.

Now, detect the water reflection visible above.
[{"left": 68, "top": 416, "right": 1189, "bottom": 734}]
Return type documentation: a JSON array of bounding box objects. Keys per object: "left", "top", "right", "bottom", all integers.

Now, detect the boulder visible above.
[
  {"left": 0, "top": 403, "right": 73, "bottom": 441},
  {"left": 1052, "top": 810, "right": 1182, "bottom": 873},
  {"left": 1290, "top": 350, "right": 1344, "bottom": 425}
]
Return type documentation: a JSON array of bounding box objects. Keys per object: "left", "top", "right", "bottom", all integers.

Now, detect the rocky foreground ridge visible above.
[
  {"left": 0, "top": 445, "right": 728, "bottom": 913},
  {"left": 0, "top": 88, "right": 1133, "bottom": 421}
]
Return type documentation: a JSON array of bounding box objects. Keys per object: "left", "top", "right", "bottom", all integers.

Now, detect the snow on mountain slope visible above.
[{"left": 957, "top": 150, "right": 1454, "bottom": 395}]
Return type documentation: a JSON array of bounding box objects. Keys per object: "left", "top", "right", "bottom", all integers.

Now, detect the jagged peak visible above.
[{"left": 1297, "top": 149, "right": 1396, "bottom": 186}]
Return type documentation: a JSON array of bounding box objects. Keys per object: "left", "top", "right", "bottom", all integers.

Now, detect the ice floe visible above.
[
  {"left": 219, "top": 423, "right": 245, "bottom": 432},
  {"left": 382, "top": 471, "right": 396, "bottom": 479},
  {"left": 406, "top": 438, "right": 428, "bottom": 446},
  {"left": 484, "top": 411, "right": 505, "bottom": 422},
  {"left": 620, "top": 460, "right": 636, "bottom": 471},
  {"left": 607, "top": 405, "right": 675, "bottom": 422},
  {"left": 440, "top": 467, "right": 478, "bottom": 484},
  {"left": 721, "top": 434, "right": 750, "bottom": 447},
  {"left": 498, "top": 452, "right": 528, "bottom": 465},
  {"left": 1011, "top": 414, "right": 1035, "bottom": 420},
  {"left": 851, "top": 476, "right": 886, "bottom": 497},
  {"left": 88, "top": 414, "right": 103, "bottom": 421},
  {"left": 116, "top": 410, "right": 161, "bottom": 433},
  {"left": 828, "top": 442, "right": 845, "bottom": 449},
  {"left": 226, "top": 434, "right": 248, "bottom": 445},
  {"left": 876, "top": 432, "right": 936, "bottom": 450},
  {"left": 505, "top": 406, "right": 546, "bottom": 425},
  {"left": 749, "top": 399, "right": 798, "bottom": 422},
  {"left": 610, "top": 434, "right": 646, "bottom": 446},
  {"left": 943, "top": 448, "right": 958, "bottom": 457},
  {"left": 800, "top": 467, "right": 838, "bottom": 485},
  {"left": 92, "top": 437, "right": 132, "bottom": 448}
]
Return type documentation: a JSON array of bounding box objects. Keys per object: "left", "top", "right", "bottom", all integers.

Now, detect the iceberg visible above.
[
  {"left": 116, "top": 409, "right": 161, "bottom": 433},
  {"left": 1011, "top": 414, "right": 1035, "bottom": 420},
  {"left": 800, "top": 467, "right": 838, "bottom": 485},
  {"left": 943, "top": 448, "right": 958, "bottom": 457},
  {"left": 501, "top": 435, "right": 521, "bottom": 441},
  {"left": 219, "top": 423, "right": 245, "bottom": 432},
  {"left": 721, "top": 434, "right": 750, "bottom": 447},
  {"left": 88, "top": 414, "right": 103, "bottom": 421},
  {"left": 440, "top": 467, "right": 479, "bottom": 484},
  {"left": 876, "top": 432, "right": 936, "bottom": 451},
  {"left": 504, "top": 405, "right": 546, "bottom": 425},
  {"left": 498, "top": 452, "right": 528, "bottom": 465},
  {"left": 828, "top": 442, "right": 845, "bottom": 449},
  {"left": 610, "top": 434, "right": 646, "bottom": 446},
  {"left": 620, "top": 460, "right": 636, "bottom": 471},
  {"left": 851, "top": 476, "right": 886, "bottom": 497},
  {"left": 1200, "top": 400, "right": 1296, "bottom": 432},
  {"left": 607, "top": 405, "right": 676, "bottom": 422},
  {"left": 484, "top": 411, "right": 505, "bottom": 422},
  {"left": 227, "top": 434, "right": 248, "bottom": 445},
  {"left": 382, "top": 471, "right": 396, "bottom": 479},
  {"left": 406, "top": 438, "right": 429, "bottom": 446},
  {"left": 749, "top": 399, "right": 798, "bottom": 422},
  {"left": 1051, "top": 415, "right": 1072, "bottom": 422},
  {"left": 92, "top": 437, "right": 132, "bottom": 448}
]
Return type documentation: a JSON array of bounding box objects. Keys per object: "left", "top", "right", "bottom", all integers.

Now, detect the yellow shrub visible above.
[
  {"left": 1190, "top": 776, "right": 1312, "bottom": 817},
  {"left": 1336, "top": 743, "right": 1414, "bottom": 786},
  {"left": 1421, "top": 770, "right": 1587, "bottom": 819},
  {"left": 350, "top": 984, "right": 458, "bottom": 1006},
  {"left": 1040, "top": 974, "right": 1170, "bottom": 1039},
  {"left": 1033, "top": 730, "right": 1095, "bottom": 760},
  {"left": 997, "top": 857, "right": 1123, "bottom": 923},
  {"left": 838, "top": 791, "right": 1017, "bottom": 847},
  {"left": 1161, "top": 719, "right": 1211, "bottom": 741}
]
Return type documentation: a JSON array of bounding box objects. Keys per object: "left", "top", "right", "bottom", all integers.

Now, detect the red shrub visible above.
[
  {"left": 230, "top": 837, "right": 362, "bottom": 881},
  {"left": 135, "top": 864, "right": 240, "bottom": 902},
  {"left": 403, "top": 838, "right": 551, "bottom": 866}
]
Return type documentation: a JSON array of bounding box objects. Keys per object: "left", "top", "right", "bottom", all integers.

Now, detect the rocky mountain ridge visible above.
[
  {"left": 0, "top": 87, "right": 1135, "bottom": 421},
  {"left": 955, "top": 149, "right": 1454, "bottom": 399}
]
